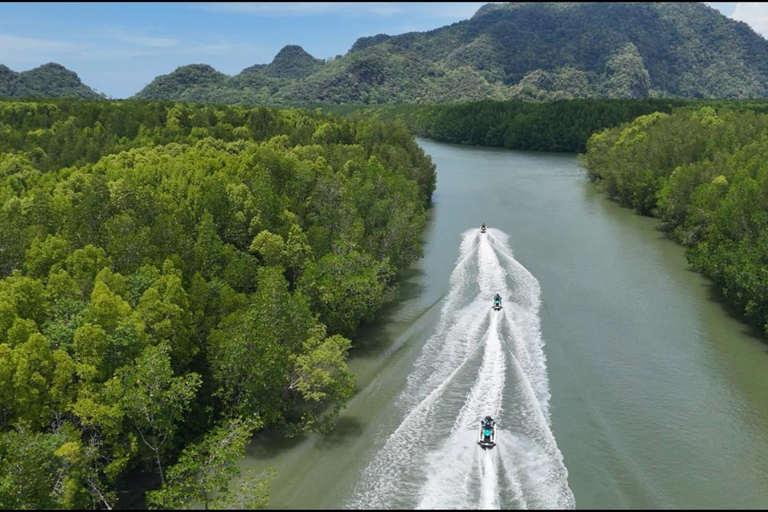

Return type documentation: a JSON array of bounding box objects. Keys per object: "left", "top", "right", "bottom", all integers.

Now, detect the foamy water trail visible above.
[{"left": 349, "top": 228, "right": 575, "bottom": 509}]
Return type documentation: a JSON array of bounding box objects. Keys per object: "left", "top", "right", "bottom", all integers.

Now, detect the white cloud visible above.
[
  {"left": 69, "top": 47, "right": 161, "bottom": 61},
  {"left": 194, "top": 41, "right": 261, "bottom": 57},
  {"left": 92, "top": 27, "right": 182, "bottom": 48},
  {"left": 108, "top": 34, "right": 180, "bottom": 48},
  {"left": 0, "top": 26, "right": 260, "bottom": 65},
  {"left": 0, "top": 33, "right": 78, "bottom": 52},
  {"left": 0, "top": 33, "right": 83, "bottom": 65},
  {"left": 198, "top": 2, "right": 399, "bottom": 16},
  {"left": 730, "top": 2, "right": 768, "bottom": 38},
  {"left": 70, "top": 41, "right": 260, "bottom": 62},
  {"left": 196, "top": 2, "right": 485, "bottom": 19}
]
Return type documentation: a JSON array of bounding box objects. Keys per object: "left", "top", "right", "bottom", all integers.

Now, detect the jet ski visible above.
[
  {"left": 478, "top": 416, "right": 497, "bottom": 449},
  {"left": 481, "top": 223, "right": 487, "bottom": 234},
  {"left": 492, "top": 294, "right": 502, "bottom": 311}
]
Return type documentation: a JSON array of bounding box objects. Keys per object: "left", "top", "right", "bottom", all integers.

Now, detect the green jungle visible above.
[
  {"left": 2, "top": 95, "right": 767, "bottom": 509},
  {"left": 2, "top": 1, "right": 768, "bottom": 509}
]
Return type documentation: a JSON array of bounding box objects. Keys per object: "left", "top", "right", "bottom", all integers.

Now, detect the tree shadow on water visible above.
[
  {"left": 314, "top": 416, "right": 365, "bottom": 451},
  {"left": 350, "top": 266, "right": 427, "bottom": 359},
  {"left": 245, "top": 426, "right": 309, "bottom": 460},
  {"left": 696, "top": 272, "right": 767, "bottom": 345},
  {"left": 244, "top": 417, "right": 366, "bottom": 459}
]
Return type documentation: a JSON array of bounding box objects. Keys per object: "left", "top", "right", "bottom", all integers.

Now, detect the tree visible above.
[
  {"left": 287, "top": 324, "right": 355, "bottom": 434},
  {"left": 194, "top": 211, "right": 227, "bottom": 280},
  {"left": 604, "top": 43, "right": 651, "bottom": 99},
  {"left": 299, "top": 249, "right": 389, "bottom": 337},
  {"left": 209, "top": 266, "right": 314, "bottom": 422},
  {"left": 53, "top": 430, "right": 116, "bottom": 510},
  {"left": 284, "top": 224, "right": 314, "bottom": 285},
  {"left": 64, "top": 245, "right": 112, "bottom": 300},
  {"left": 146, "top": 415, "right": 275, "bottom": 510},
  {"left": 0, "top": 424, "right": 65, "bottom": 510},
  {"left": 118, "top": 344, "right": 201, "bottom": 483},
  {"left": 23, "top": 234, "right": 69, "bottom": 279},
  {"left": 134, "top": 261, "right": 196, "bottom": 369},
  {"left": 0, "top": 98, "right": 438, "bottom": 510},
  {"left": 248, "top": 230, "right": 287, "bottom": 267},
  {"left": 85, "top": 279, "right": 131, "bottom": 334}
]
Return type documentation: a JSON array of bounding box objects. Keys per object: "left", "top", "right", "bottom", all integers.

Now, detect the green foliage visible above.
[
  {"left": 130, "top": 65, "right": 228, "bottom": 103},
  {"left": 604, "top": 43, "right": 651, "bottom": 99},
  {"left": 146, "top": 416, "right": 274, "bottom": 510},
  {"left": 249, "top": 230, "right": 287, "bottom": 267},
  {"left": 118, "top": 344, "right": 202, "bottom": 483},
  {"left": 300, "top": 249, "right": 390, "bottom": 337},
  {"left": 131, "top": 3, "right": 768, "bottom": 106},
  {"left": 0, "top": 424, "right": 69, "bottom": 509},
  {"left": 0, "top": 98, "right": 434, "bottom": 508},
  {"left": 0, "top": 421, "right": 115, "bottom": 509},
  {"left": 209, "top": 266, "right": 315, "bottom": 421},
  {"left": 581, "top": 104, "right": 768, "bottom": 339},
  {"left": 0, "top": 63, "right": 104, "bottom": 100},
  {"left": 328, "top": 99, "right": 690, "bottom": 153},
  {"left": 287, "top": 325, "right": 355, "bottom": 435}
]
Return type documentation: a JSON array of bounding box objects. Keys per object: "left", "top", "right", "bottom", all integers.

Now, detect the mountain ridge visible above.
[
  {"left": 132, "top": 2, "right": 768, "bottom": 105},
  {"left": 3, "top": 2, "right": 768, "bottom": 104},
  {"left": 0, "top": 62, "right": 105, "bottom": 99}
]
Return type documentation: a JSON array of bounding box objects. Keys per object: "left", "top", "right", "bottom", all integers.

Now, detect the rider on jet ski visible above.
[
  {"left": 493, "top": 293, "right": 502, "bottom": 309},
  {"left": 478, "top": 416, "right": 497, "bottom": 448}
]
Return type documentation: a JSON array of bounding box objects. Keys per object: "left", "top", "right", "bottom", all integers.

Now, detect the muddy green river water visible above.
[{"left": 241, "top": 139, "right": 768, "bottom": 509}]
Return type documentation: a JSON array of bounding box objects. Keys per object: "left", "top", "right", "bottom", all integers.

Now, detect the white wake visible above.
[{"left": 349, "top": 228, "right": 574, "bottom": 509}]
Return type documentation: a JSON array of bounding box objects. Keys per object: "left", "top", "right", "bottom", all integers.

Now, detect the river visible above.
[{"left": 241, "top": 139, "right": 768, "bottom": 509}]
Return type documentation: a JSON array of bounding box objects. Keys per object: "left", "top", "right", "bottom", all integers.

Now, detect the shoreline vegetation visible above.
[
  {"left": 3, "top": 2, "right": 768, "bottom": 509},
  {"left": 2, "top": 94, "right": 767, "bottom": 510},
  {"left": 326, "top": 99, "right": 768, "bottom": 340},
  {"left": 581, "top": 105, "right": 768, "bottom": 340},
  {"left": 0, "top": 99, "right": 435, "bottom": 509}
]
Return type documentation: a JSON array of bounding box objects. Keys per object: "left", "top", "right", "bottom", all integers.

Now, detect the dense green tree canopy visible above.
[
  {"left": 325, "top": 99, "right": 691, "bottom": 153},
  {"left": 581, "top": 105, "right": 768, "bottom": 340},
  {"left": 0, "top": 98, "right": 436, "bottom": 509}
]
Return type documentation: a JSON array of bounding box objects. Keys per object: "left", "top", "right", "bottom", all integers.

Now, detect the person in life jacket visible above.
[{"left": 482, "top": 416, "right": 495, "bottom": 437}]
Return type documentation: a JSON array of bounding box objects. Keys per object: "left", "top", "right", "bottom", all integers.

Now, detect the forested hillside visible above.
[
  {"left": 0, "top": 63, "right": 105, "bottom": 100},
  {"left": 581, "top": 105, "right": 768, "bottom": 340},
  {"left": 6, "top": 3, "right": 767, "bottom": 105},
  {"left": 0, "top": 99, "right": 436, "bottom": 509},
  {"left": 133, "top": 2, "right": 768, "bottom": 105}
]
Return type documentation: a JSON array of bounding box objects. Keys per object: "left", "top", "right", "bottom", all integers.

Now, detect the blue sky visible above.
[{"left": 0, "top": 2, "right": 756, "bottom": 99}]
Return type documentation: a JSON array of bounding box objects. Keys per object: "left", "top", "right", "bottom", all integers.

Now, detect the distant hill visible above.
[
  {"left": 133, "top": 2, "right": 768, "bottom": 105},
  {"left": 256, "top": 44, "right": 324, "bottom": 79},
  {"left": 0, "top": 63, "right": 105, "bottom": 99}
]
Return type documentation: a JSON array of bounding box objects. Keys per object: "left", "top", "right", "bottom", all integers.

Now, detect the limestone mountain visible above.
[
  {"left": 129, "top": 2, "right": 768, "bottom": 105},
  {"left": 0, "top": 63, "right": 105, "bottom": 99},
  {"left": 133, "top": 64, "right": 229, "bottom": 102},
  {"left": 257, "top": 45, "right": 324, "bottom": 79}
]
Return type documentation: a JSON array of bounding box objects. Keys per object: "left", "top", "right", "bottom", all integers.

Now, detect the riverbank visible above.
[{"left": 240, "top": 140, "right": 768, "bottom": 509}]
